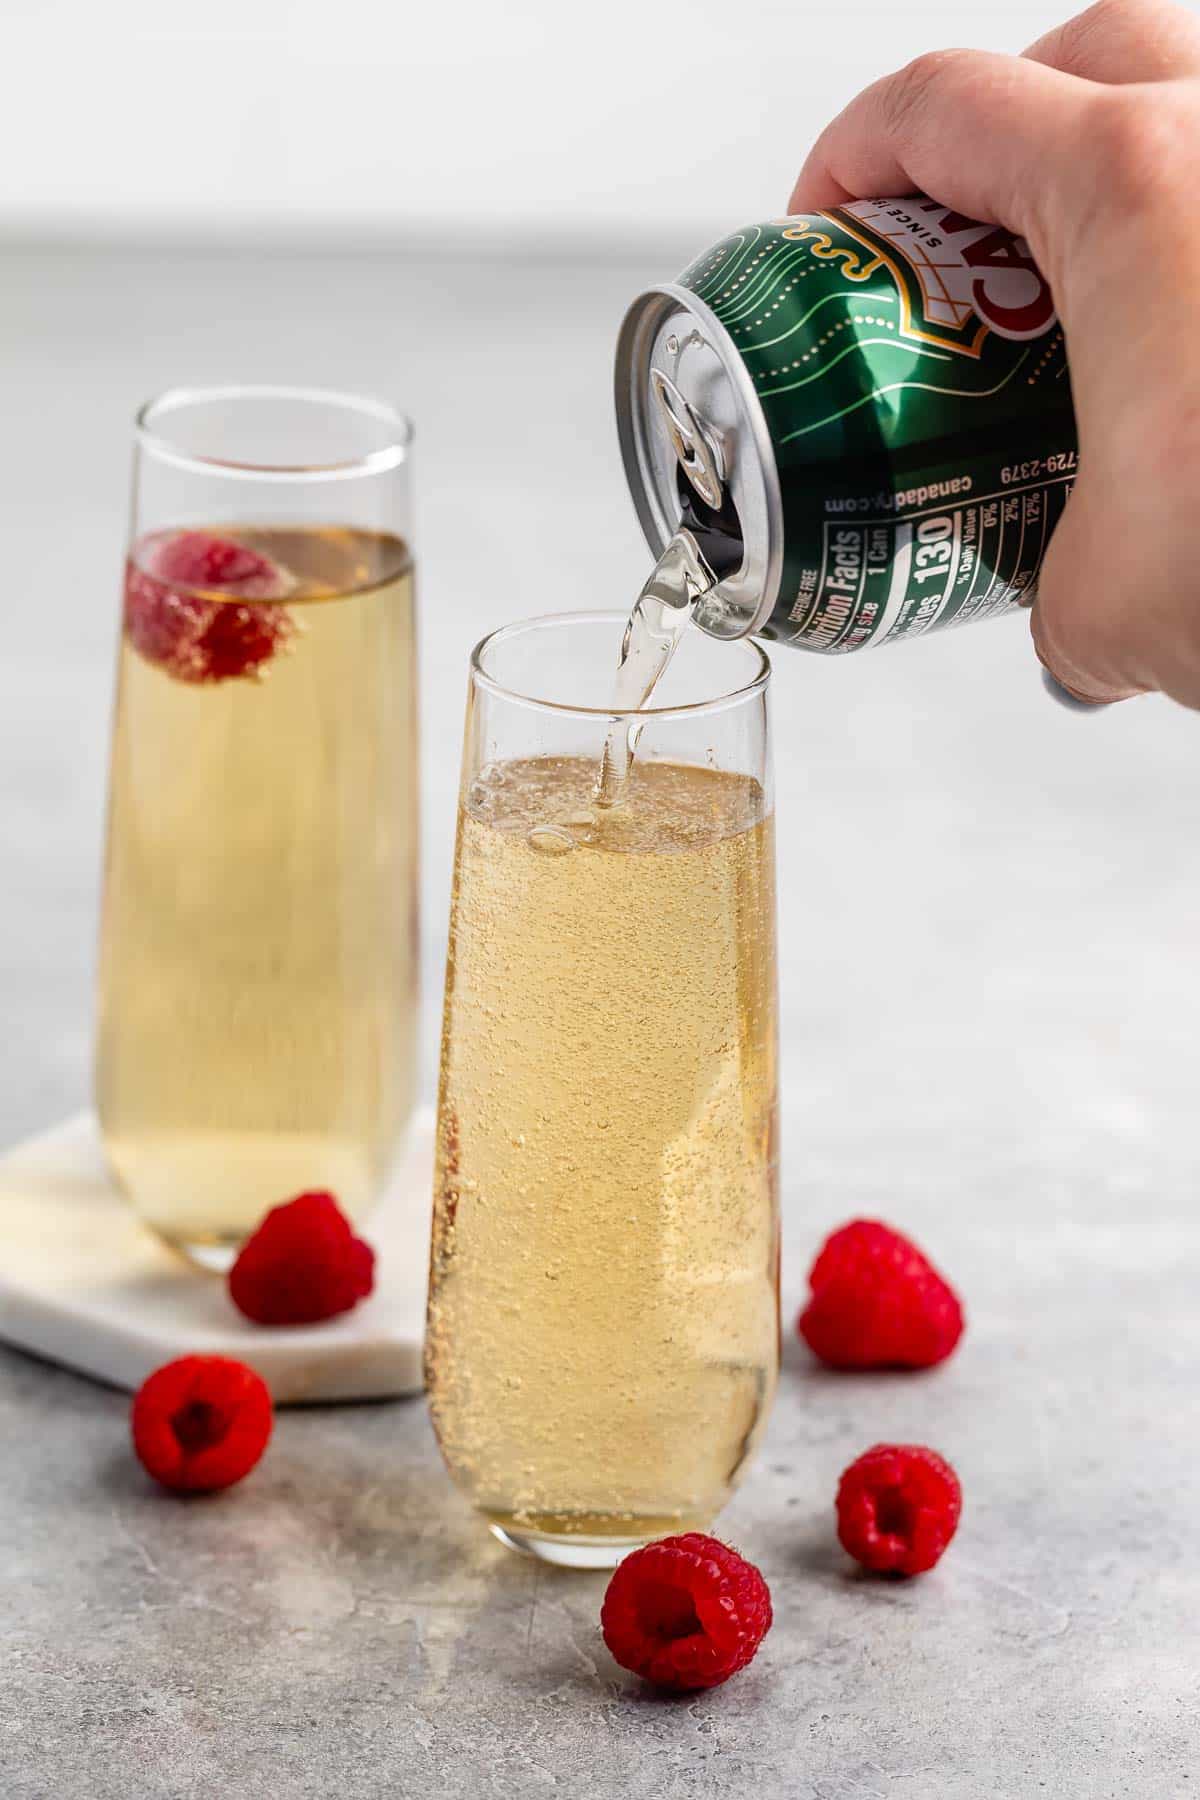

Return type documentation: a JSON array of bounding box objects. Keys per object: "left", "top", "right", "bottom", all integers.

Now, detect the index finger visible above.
[{"left": 787, "top": 49, "right": 1094, "bottom": 259}]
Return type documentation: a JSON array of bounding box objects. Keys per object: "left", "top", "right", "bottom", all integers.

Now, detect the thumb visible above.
[{"left": 1029, "top": 482, "right": 1149, "bottom": 705}]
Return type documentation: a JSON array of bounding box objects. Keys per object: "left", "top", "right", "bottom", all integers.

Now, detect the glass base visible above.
[
  {"left": 488, "top": 1522, "right": 653, "bottom": 1569},
  {"left": 151, "top": 1229, "right": 243, "bottom": 1274}
]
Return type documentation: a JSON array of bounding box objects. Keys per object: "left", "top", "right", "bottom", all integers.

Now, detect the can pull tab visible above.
[{"left": 650, "top": 370, "right": 724, "bottom": 511}]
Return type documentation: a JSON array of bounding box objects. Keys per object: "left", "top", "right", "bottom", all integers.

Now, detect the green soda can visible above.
[{"left": 614, "top": 198, "right": 1076, "bottom": 651}]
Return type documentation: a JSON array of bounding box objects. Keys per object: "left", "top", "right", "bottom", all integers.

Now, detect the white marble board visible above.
[{"left": 0, "top": 1109, "right": 434, "bottom": 1404}]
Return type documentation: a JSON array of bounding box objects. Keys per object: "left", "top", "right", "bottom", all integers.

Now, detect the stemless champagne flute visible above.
[
  {"left": 425, "top": 613, "right": 779, "bottom": 1567},
  {"left": 96, "top": 386, "right": 419, "bottom": 1267}
]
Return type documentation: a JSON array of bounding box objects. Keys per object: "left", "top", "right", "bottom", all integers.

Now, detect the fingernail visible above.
[{"left": 1040, "top": 669, "right": 1111, "bottom": 711}]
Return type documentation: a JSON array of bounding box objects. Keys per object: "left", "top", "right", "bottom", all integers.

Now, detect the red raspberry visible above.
[
  {"left": 601, "top": 1533, "right": 772, "bottom": 1691},
  {"left": 131, "top": 1354, "right": 273, "bottom": 1493},
  {"left": 228, "top": 1191, "right": 375, "bottom": 1325},
  {"left": 836, "top": 1443, "right": 962, "bottom": 1576},
  {"left": 151, "top": 531, "right": 287, "bottom": 597},
  {"left": 798, "top": 1219, "right": 964, "bottom": 1370},
  {"left": 123, "top": 530, "right": 292, "bottom": 683}
]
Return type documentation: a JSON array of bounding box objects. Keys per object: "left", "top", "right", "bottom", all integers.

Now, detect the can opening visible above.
[
  {"left": 675, "top": 465, "right": 744, "bottom": 583},
  {"left": 616, "top": 283, "right": 782, "bottom": 639}
]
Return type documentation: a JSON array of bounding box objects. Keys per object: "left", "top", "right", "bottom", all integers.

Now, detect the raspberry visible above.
[
  {"left": 228, "top": 1191, "right": 375, "bottom": 1325},
  {"left": 131, "top": 1354, "right": 273, "bottom": 1493},
  {"left": 798, "top": 1219, "right": 964, "bottom": 1370},
  {"left": 151, "top": 531, "right": 287, "bottom": 597},
  {"left": 123, "top": 530, "right": 292, "bottom": 683},
  {"left": 836, "top": 1443, "right": 962, "bottom": 1576},
  {"left": 601, "top": 1533, "right": 772, "bottom": 1691}
]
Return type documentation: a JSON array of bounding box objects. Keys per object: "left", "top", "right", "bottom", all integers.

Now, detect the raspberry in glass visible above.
[{"left": 123, "top": 529, "right": 292, "bottom": 683}]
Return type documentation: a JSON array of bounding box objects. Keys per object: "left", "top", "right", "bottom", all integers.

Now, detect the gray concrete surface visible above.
[{"left": 2, "top": 241, "right": 1199, "bottom": 1798}]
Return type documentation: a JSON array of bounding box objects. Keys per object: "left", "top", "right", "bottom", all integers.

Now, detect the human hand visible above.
[{"left": 790, "top": 0, "right": 1200, "bottom": 708}]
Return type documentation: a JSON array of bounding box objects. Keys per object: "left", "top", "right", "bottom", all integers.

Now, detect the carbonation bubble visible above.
[{"left": 527, "top": 825, "right": 574, "bottom": 856}]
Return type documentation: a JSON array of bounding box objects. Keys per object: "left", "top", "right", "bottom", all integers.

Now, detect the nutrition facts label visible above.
[{"left": 787, "top": 472, "right": 1074, "bottom": 653}]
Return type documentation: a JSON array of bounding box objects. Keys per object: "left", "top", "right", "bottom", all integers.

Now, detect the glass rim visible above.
[
  {"left": 469, "top": 610, "right": 771, "bottom": 721},
  {"left": 134, "top": 384, "right": 414, "bottom": 483}
]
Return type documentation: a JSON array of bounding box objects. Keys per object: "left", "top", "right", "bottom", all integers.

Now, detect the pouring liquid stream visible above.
[{"left": 593, "top": 528, "right": 717, "bottom": 811}]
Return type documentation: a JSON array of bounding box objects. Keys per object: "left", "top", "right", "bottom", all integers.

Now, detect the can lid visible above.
[{"left": 614, "top": 284, "right": 781, "bottom": 640}]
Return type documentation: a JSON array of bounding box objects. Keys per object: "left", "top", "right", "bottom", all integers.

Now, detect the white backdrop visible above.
[{"left": 8, "top": 0, "right": 1186, "bottom": 245}]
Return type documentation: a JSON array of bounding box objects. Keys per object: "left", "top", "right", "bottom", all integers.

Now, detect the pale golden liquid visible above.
[
  {"left": 426, "top": 756, "right": 779, "bottom": 1549},
  {"left": 96, "top": 526, "right": 418, "bottom": 1259}
]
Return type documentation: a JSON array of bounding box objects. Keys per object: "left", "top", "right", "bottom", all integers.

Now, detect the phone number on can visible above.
[{"left": 1000, "top": 452, "right": 1077, "bottom": 485}]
